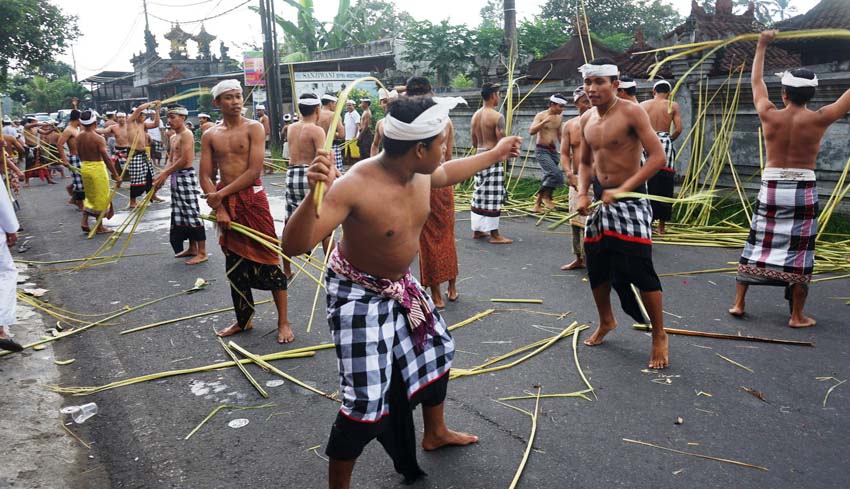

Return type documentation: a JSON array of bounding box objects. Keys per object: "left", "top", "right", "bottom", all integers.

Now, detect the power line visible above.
[
  {"left": 147, "top": 0, "right": 251, "bottom": 24},
  {"left": 147, "top": 0, "right": 217, "bottom": 7},
  {"left": 78, "top": 11, "right": 145, "bottom": 72}
]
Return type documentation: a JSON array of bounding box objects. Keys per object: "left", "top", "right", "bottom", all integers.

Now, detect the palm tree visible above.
[
  {"left": 252, "top": 0, "right": 355, "bottom": 62},
  {"left": 772, "top": 0, "right": 797, "bottom": 21}
]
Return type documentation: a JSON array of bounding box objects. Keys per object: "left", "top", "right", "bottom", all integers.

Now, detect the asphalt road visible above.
[{"left": 7, "top": 173, "right": 850, "bottom": 489}]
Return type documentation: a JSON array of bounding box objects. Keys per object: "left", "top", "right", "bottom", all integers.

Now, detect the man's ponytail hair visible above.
[
  {"left": 382, "top": 96, "right": 439, "bottom": 156},
  {"left": 784, "top": 68, "right": 816, "bottom": 106}
]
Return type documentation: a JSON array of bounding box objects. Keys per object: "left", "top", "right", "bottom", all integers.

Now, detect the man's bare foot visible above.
[
  {"left": 488, "top": 235, "right": 513, "bottom": 244},
  {"left": 531, "top": 205, "right": 544, "bottom": 214},
  {"left": 584, "top": 321, "right": 617, "bottom": 346},
  {"left": 421, "top": 429, "right": 479, "bottom": 451},
  {"left": 560, "top": 259, "right": 585, "bottom": 270},
  {"left": 174, "top": 249, "right": 196, "bottom": 258},
  {"left": 789, "top": 316, "right": 816, "bottom": 328},
  {"left": 473, "top": 231, "right": 488, "bottom": 239},
  {"left": 95, "top": 226, "right": 113, "bottom": 235},
  {"left": 728, "top": 305, "right": 745, "bottom": 317},
  {"left": 216, "top": 322, "right": 251, "bottom": 337},
  {"left": 185, "top": 254, "right": 208, "bottom": 265},
  {"left": 433, "top": 296, "right": 446, "bottom": 309},
  {"left": 447, "top": 290, "right": 459, "bottom": 302},
  {"left": 543, "top": 199, "right": 556, "bottom": 210},
  {"left": 649, "top": 332, "right": 669, "bottom": 369},
  {"left": 277, "top": 323, "right": 295, "bottom": 344}
]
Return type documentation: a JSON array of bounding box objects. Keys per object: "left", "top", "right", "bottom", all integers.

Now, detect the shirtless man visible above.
[
  {"left": 198, "top": 113, "right": 214, "bottom": 135},
  {"left": 357, "top": 98, "right": 373, "bottom": 163},
  {"left": 729, "top": 30, "right": 850, "bottom": 327},
  {"left": 77, "top": 110, "right": 122, "bottom": 234},
  {"left": 283, "top": 93, "right": 330, "bottom": 277},
  {"left": 640, "top": 79, "right": 683, "bottom": 234},
  {"left": 41, "top": 123, "right": 66, "bottom": 179},
  {"left": 257, "top": 104, "right": 270, "bottom": 151},
  {"left": 23, "top": 117, "right": 54, "bottom": 185},
  {"left": 107, "top": 102, "right": 161, "bottom": 208},
  {"left": 154, "top": 105, "right": 207, "bottom": 265},
  {"left": 470, "top": 82, "right": 512, "bottom": 244},
  {"left": 199, "top": 80, "right": 293, "bottom": 345},
  {"left": 575, "top": 58, "right": 669, "bottom": 369},
  {"left": 318, "top": 95, "right": 345, "bottom": 171},
  {"left": 58, "top": 110, "right": 84, "bottom": 210},
  {"left": 98, "top": 111, "right": 131, "bottom": 176},
  {"left": 282, "top": 96, "right": 520, "bottom": 489},
  {"left": 616, "top": 76, "right": 639, "bottom": 103},
  {"left": 529, "top": 94, "right": 568, "bottom": 212},
  {"left": 370, "top": 88, "right": 398, "bottom": 157},
  {"left": 559, "top": 86, "right": 592, "bottom": 270}
]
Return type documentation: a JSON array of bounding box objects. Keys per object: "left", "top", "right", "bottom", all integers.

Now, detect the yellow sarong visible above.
[{"left": 81, "top": 161, "right": 111, "bottom": 216}]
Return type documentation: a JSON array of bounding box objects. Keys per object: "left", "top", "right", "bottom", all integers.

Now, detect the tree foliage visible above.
[
  {"left": 479, "top": 0, "right": 504, "bottom": 28},
  {"left": 518, "top": 19, "right": 571, "bottom": 59},
  {"left": 540, "top": 0, "right": 682, "bottom": 43},
  {"left": 0, "top": 0, "right": 79, "bottom": 85},
  {"left": 8, "top": 75, "right": 89, "bottom": 113},
  {"left": 402, "top": 21, "right": 474, "bottom": 87}
]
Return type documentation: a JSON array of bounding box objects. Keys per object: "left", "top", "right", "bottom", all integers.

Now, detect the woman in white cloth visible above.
[{"left": 0, "top": 164, "right": 20, "bottom": 352}]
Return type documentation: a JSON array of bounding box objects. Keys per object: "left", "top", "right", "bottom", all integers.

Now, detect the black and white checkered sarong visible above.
[
  {"left": 584, "top": 179, "right": 653, "bottom": 257},
  {"left": 128, "top": 151, "right": 153, "bottom": 196},
  {"left": 169, "top": 168, "right": 205, "bottom": 253},
  {"left": 285, "top": 165, "right": 309, "bottom": 219},
  {"left": 471, "top": 162, "right": 505, "bottom": 217},
  {"left": 325, "top": 267, "right": 454, "bottom": 423},
  {"left": 333, "top": 144, "right": 344, "bottom": 172},
  {"left": 69, "top": 154, "right": 84, "bottom": 194}
]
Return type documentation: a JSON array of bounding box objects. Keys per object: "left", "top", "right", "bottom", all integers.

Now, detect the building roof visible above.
[
  {"left": 80, "top": 71, "right": 134, "bottom": 84},
  {"left": 616, "top": 28, "right": 673, "bottom": 79},
  {"left": 775, "top": 0, "right": 850, "bottom": 30},
  {"left": 663, "top": 0, "right": 799, "bottom": 76},
  {"left": 526, "top": 34, "right": 621, "bottom": 81}
]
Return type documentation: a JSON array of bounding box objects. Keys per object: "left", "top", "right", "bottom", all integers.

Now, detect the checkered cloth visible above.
[
  {"left": 128, "top": 151, "right": 153, "bottom": 191},
  {"left": 738, "top": 175, "right": 818, "bottom": 284},
  {"left": 656, "top": 132, "right": 676, "bottom": 171},
  {"left": 332, "top": 144, "right": 344, "bottom": 172},
  {"left": 584, "top": 179, "right": 653, "bottom": 258},
  {"left": 471, "top": 161, "right": 505, "bottom": 217},
  {"left": 286, "top": 165, "right": 309, "bottom": 219},
  {"left": 169, "top": 168, "right": 205, "bottom": 253},
  {"left": 68, "top": 154, "right": 84, "bottom": 194},
  {"left": 536, "top": 144, "right": 565, "bottom": 190},
  {"left": 325, "top": 247, "right": 454, "bottom": 423},
  {"left": 150, "top": 140, "right": 163, "bottom": 158}
]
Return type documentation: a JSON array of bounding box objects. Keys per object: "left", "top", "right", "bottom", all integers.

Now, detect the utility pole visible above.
[
  {"left": 258, "top": 0, "right": 282, "bottom": 153},
  {"left": 504, "top": 0, "right": 517, "bottom": 63}
]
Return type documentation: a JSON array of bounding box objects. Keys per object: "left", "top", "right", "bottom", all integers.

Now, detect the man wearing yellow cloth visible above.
[{"left": 77, "top": 110, "right": 121, "bottom": 234}]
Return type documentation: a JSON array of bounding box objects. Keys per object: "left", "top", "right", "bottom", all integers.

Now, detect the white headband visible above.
[
  {"left": 360, "top": 98, "right": 371, "bottom": 103},
  {"left": 80, "top": 111, "right": 99, "bottom": 125},
  {"left": 653, "top": 80, "right": 671, "bottom": 89},
  {"left": 256, "top": 105, "right": 265, "bottom": 110},
  {"left": 167, "top": 107, "right": 189, "bottom": 116},
  {"left": 383, "top": 97, "right": 467, "bottom": 141},
  {"left": 579, "top": 63, "right": 619, "bottom": 78},
  {"left": 618, "top": 81, "right": 637, "bottom": 89},
  {"left": 298, "top": 96, "right": 321, "bottom": 106},
  {"left": 378, "top": 88, "right": 399, "bottom": 100},
  {"left": 321, "top": 94, "right": 338, "bottom": 102},
  {"left": 776, "top": 71, "right": 818, "bottom": 88},
  {"left": 116, "top": 112, "right": 126, "bottom": 117},
  {"left": 549, "top": 95, "right": 568, "bottom": 106},
  {"left": 211, "top": 79, "right": 242, "bottom": 99},
  {"left": 573, "top": 89, "right": 587, "bottom": 102},
  {"left": 198, "top": 113, "right": 210, "bottom": 119}
]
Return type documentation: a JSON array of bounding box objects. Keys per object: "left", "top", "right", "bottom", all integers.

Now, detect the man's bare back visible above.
[
  {"left": 640, "top": 98, "right": 683, "bottom": 139},
  {"left": 471, "top": 107, "right": 504, "bottom": 150},
  {"left": 318, "top": 110, "right": 343, "bottom": 140},
  {"left": 77, "top": 130, "right": 109, "bottom": 162},
  {"left": 60, "top": 126, "right": 80, "bottom": 156},
  {"left": 287, "top": 121, "right": 325, "bottom": 165}
]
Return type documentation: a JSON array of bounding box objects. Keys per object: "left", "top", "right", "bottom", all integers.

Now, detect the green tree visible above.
[
  {"left": 347, "top": 0, "right": 414, "bottom": 44},
  {"left": 479, "top": 0, "right": 504, "bottom": 28},
  {"left": 540, "top": 0, "right": 682, "bottom": 43},
  {"left": 0, "top": 0, "right": 80, "bottom": 85},
  {"left": 402, "top": 21, "right": 474, "bottom": 87},
  {"left": 18, "top": 76, "right": 89, "bottom": 112},
  {"left": 518, "top": 19, "right": 570, "bottom": 59}
]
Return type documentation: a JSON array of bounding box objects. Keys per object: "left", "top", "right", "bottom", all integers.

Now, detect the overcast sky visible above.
[{"left": 55, "top": 0, "right": 820, "bottom": 81}]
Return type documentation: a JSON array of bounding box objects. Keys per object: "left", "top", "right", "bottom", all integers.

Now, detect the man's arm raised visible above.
[
  {"left": 752, "top": 30, "right": 777, "bottom": 116},
  {"left": 817, "top": 87, "right": 850, "bottom": 125},
  {"left": 281, "top": 150, "right": 352, "bottom": 256},
  {"left": 431, "top": 136, "right": 521, "bottom": 188}
]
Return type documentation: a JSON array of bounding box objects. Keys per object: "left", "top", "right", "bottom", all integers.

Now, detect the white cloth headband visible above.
[
  {"left": 618, "top": 81, "right": 637, "bottom": 89},
  {"left": 383, "top": 97, "right": 467, "bottom": 141},
  {"left": 549, "top": 95, "right": 568, "bottom": 105},
  {"left": 776, "top": 71, "right": 818, "bottom": 88},
  {"left": 116, "top": 112, "right": 126, "bottom": 117},
  {"left": 653, "top": 80, "right": 671, "bottom": 89},
  {"left": 168, "top": 107, "right": 189, "bottom": 116},
  {"left": 211, "top": 79, "right": 242, "bottom": 99},
  {"left": 80, "top": 111, "right": 99, "bottom": 125},
  {"left": 198, "top": 113, "right": 210, "bottom": 118},
  {"left": 298, "top": 96, "right": 321, "bottom": 106},
  {"left": 573, "top": 90, "right": 587, "bottom": 102},
  {"left": 321, "top": 94, "right": 338, "bottom": 102},
  {"left": 579, "top": 63, "right": 619, "bottom": 78}
]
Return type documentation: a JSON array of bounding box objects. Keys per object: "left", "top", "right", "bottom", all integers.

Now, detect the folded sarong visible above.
[
  {"left": 536, "top": 143, "right": 565, "bottom": 190},
  {"left": 128, "top": 152, "right": 153, "bottom": 198},
  {"left": 81, "top": 161, "right": 112, "bottom": 217},
  {"left": 738, "top": 169, "right": 818, "bottom": 285},
  {"left": 218, "top": 180, "right": 280, "bottom": 266},
  {"left": 420, "top": 187, "right": 458, "bottom": 287},
  {"left": 646, "top": 131, "right": 676, "bottom": 221},
  {"left": 69, "top": 154, "right": 84, "bottom": 199},
  {"left": 584, "top": 178, "right": 653, "bottom": 258},
  {"left": 333, "top": 144, "right": 344, "bottom": 171},
  {"left": 471, "top": 160, "right": 505, "bottom": 217},
  {"left": 285, "top": 165, "right": 309, "bottom": 219},
  {"left": 169, "top": 168, "right": 205, "bottom": 253},
  {"left": 326, "top": 247, "right": 453, "bottom": 422}
]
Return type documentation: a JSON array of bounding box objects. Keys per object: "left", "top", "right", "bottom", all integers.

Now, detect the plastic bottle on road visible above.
[{"left": 71, "top": 402, "right": 98, "bottom": 424}]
